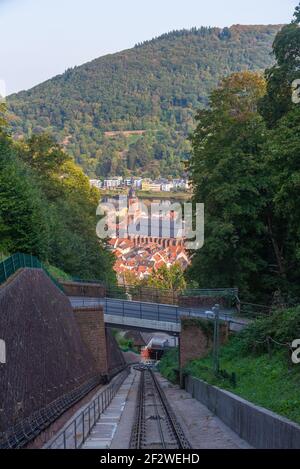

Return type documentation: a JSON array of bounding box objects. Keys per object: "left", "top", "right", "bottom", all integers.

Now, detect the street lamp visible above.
[{"left": 212, "top": 304, "right": 220, "bottom": 375}]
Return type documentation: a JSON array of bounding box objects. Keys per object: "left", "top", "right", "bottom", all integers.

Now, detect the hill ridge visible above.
[{"left": 8, "top": 24, "right": 282, "bottom": 178}]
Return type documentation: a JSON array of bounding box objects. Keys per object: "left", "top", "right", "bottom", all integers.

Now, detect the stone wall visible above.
[
  {"left": 180, "top": 317, "right": 229, "bottom": 368},
  {"left": 60, "top": 281, "right": 106, "bottom": 298}
]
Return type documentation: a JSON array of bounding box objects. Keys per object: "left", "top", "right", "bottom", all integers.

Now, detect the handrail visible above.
[{"left": 45, "top": 367, "right": 130, "bottom": 449}]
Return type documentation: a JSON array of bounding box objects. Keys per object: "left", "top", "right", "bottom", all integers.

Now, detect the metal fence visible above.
[
  {"left": 0, "top": 373, "right": 103, "bottom": 449},
  {"left": 46, "top": 367, "right": 130, "bottom": 449},
  {"left": 0, "top": 252, "right": 63, "bottom": 291},
  {"left": 0, "top": 253, "right": 239, "bottom": 309},
  {"left": 88, "top": 283, "right": 239, "bottom": 309},
  {"left": 71, "top": 296, "right": 237, "bottom": 326},
  {"left": 240, "top": 302, "right": 272, "bottom": 318},
  {"left": 0, "top": 252, "right": 41, "bottom": 284}
]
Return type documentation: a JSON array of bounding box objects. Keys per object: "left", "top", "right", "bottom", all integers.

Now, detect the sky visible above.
[{"left": 0, "top": 0, "right": 298, "bottom": 95}]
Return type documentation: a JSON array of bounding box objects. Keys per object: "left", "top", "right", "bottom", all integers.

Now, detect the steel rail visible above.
[
  {"left": 130, "top": 368, "right": 191, "bottom": 449},
  {"left": 150, "top": 370, "right": 191, "bottom": 449},
  {"left": 145, "top": 371, "right": 166, "bottom": 449}
]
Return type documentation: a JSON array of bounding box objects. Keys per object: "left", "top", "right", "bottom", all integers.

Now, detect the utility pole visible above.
[{"left": 212, "top": 304, "right": 220, "bottom": 375}]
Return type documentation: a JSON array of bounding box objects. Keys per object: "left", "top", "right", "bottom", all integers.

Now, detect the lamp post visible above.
[{"left": 212, "top": 304, "right": 220, "bottom": 375}]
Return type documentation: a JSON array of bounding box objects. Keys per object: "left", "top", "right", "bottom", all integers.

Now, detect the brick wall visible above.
[
  {"left": 73, "top": 307, "right": 108, "bottom": 375},
  {"left": 180, "top": 317, "right": 229, "bottom": 368},
  {"left": 60, "top": 281, "right": 106, "bottom": 298},
  {"left": 106, "top": 328, "right": 126, "bottom": 375}
]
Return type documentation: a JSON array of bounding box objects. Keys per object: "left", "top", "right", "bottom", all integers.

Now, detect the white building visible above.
[
  {"left": 133, "top": 178, "right": 143, "bottom": 189},
  {"left": 103, "top": 177, "right": 123, "bottom": 189}
]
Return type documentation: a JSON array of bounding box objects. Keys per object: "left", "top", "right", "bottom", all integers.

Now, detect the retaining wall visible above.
[
  {"left": 60, "top": 281, "right": 106, "bottom": 298},
  {"left": 185, "top": 375, "right": 300, "bottom": 449},
  {"left": 73, "top": 307, "right": 108, "bottom": 375},
  {"left": 0, "top": 269, "right": 98, "bottom": 433},
  {"left": 180, "top": 317, "right": 228, "bottom": 368}
]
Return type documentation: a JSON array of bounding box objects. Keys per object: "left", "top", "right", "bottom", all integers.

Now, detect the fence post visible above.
[
  {"left": 3, "top": 259, "right": 7, "bottom": 281},
  {"left": 212, "top": 304, "right": 220, "bottom": 375},
  {"left": 74, "top": 419, "right": 77, "bottom": 449}
]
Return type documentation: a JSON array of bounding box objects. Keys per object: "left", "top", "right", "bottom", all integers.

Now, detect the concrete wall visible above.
[
  {"left": 185, "top": 375, "right": 300, "bottom": 449},
  {"left": 180, "top": 317, "right": 228, "bottom": 368},
  {"left": 60, "top": 281, "right": 105, "bottom": 298},
  {"left": 73, "top": 307, "right": 108, "bottom": 375}
]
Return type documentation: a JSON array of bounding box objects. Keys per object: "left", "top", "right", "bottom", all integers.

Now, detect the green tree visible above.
[
  {"left": 143, "top": 263, "right": 186, "bottom": 291},
  {"left": 0, "top": 135, "right": 50, "bottom": 258},
  {"left": 259, "top": 4, "right": 300, "bottom": 127},
  {"left": 188, "top": 72, "right": 271, "bottom": 300}
]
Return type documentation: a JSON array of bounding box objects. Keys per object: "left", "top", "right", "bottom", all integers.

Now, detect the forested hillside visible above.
[
  {"left": 7, "top": 25, "right": 281, "bottom": 177},
  {"left": 0, "top": 105, "right": 116, "bottom": 282}
]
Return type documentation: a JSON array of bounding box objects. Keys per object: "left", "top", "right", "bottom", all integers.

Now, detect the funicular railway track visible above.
[{"left": 130, "top": 368, "right": 191, "bottom": 449}]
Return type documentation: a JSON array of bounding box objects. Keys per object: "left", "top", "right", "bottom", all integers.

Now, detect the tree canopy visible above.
[
  {"left": 188, "top": 5, "right": 300, "bottom": 303},
  {"left": 7, "top": 25, "right": 281, "bottom": 178},
  {"left": 0, "top": 114, "right": 116, "bottom": 283}
]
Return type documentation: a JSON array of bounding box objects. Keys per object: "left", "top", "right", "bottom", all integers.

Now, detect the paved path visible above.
[
  {"left": 82, "top": 370, "right": 137, "bottom": 449},
  {"left": 155, "top": 374, "right": 251, "bottom": 449},
  {"left": 111, "top": 369, "right": 140, "bottom": 449}
]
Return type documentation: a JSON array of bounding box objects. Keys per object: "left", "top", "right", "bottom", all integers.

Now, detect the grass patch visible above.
[
  {"left": 158, "top": 348, "right": 179, "bottom": 383},
  {"left": 113, "top": 331, "right": 139, "bottom": 354},
  {"left": 45, "top": 264, "right": 72, "bottom": 281},
  {"left": 186, "top": 340, "right": 300, "bottom": 424},
  {"left": 159, "top": 306, "right": 300, "bottom": 424}
]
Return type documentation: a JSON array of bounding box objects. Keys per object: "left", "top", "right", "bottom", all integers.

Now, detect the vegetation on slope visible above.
[
  {"left": 7, "top": 25, "right": 281, "bottom": 177},
  {"left": 159, "top": 306, "right": 300, "bottom": 424},
  {"left": 112, "top": 329, "right": 139, "bottom": 354},
  {"left": 187, "top": 8, "right": 300, "bottom": 304},
  {"left": 0, "top": 106, "right": 116, "bottom": 282}
]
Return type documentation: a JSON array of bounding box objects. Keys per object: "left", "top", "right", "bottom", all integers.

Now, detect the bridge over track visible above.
[{"left": 70, "top": 296, "right": 248, "bottom": 334}]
